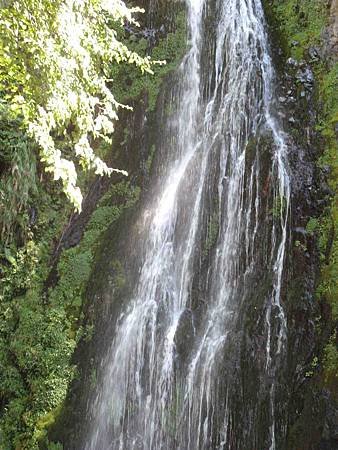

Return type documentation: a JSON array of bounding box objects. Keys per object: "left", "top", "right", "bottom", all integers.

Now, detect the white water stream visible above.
[{"left": 84, "top": 1, "right": 290, "bottom": 448}]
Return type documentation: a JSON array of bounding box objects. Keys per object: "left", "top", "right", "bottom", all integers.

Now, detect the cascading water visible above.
[{"left": 83, "top": 0, "right": 291, "bottom": 448}]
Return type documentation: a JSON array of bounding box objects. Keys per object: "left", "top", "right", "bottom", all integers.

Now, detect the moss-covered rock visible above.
[{"left": 264, "top": 0, "right": 338, "bottom": 447}]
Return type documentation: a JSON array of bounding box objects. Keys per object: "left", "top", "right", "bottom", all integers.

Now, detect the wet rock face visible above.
[
  {"left": 174, "top": 308, "right": 194, "bottom": 361},
  {"left": 278, "top": 57, "right": 317, "bottom": 136},
  {"left": 136, "top": 0, "right": 185, "bottom": 30},
  {"left": 125, "top": 23, "right": 166, "bottom": 46},
  {"left": 264, "top": 4, "right": 338, "bottom": 450},
  {"left": 321, "top": 390, "right": 338, "bottom": 448},
  {"left": 296, "top": 66, "right": 314, "bottom": 89},
  {"left": 282, "top": 71, "right": 336, "bottom": 450}
]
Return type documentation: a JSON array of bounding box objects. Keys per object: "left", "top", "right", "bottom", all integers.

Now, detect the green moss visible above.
[
  {"left": 0, "top": 290, "right": 76, "bottom": 449},
  {"left": 145, "top": 144, "right": 156, "bottom": 173},
  {"left": 0, "top": 178, "right": 139, "bottom": 448},
  {"left": 89, "top": 367, "right": 98, "bottom": 389},
  {"left": 266, "top": 0, "right": 327, "bottom": 60},
  {"left": 319, "top": 64, "right": 338, "bottom": 132},
  {"left": 110, "top": 260, "right": 126, "bottom": 291},
  {"left": 306, "top": 217, "right": 319, "bottom": 235},
  {"left": 35, "top": 406, "right": 63, "bottom": 443},
  {"left": 315, "top": 64, "right": 338, "bottom": 369},
  {"left": 266, "top": 0, "right": 338, "bottom": 398},
  {"left": 271, "top": 194, "right": 287, "bottom": 218},
  {"left": 110, "top": 10, "right": 187, "bottom": 112},
  {"left": 323, "top": 332, "right": 338, "bottom": 385},
  {"left": 47, "top": 443, "right": 63, "bottom": 450},
  {"left": 316, "top": 227, "right": 338, "bottom": 320}
]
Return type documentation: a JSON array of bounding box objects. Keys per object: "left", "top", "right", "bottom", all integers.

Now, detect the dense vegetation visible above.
[
  {"left": 0, "top": 1, "right": 187, "bottom": 448},
  {"left": 0, "top": 0, "right": 163, "bottom": 210},
  {"left": 266, "top": 0, "right": 337, "bottom": 394}
]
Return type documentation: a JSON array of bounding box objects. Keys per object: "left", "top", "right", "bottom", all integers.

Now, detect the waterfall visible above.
[{"left": 83, "top": 0, "right": 290, "bottom": 448}]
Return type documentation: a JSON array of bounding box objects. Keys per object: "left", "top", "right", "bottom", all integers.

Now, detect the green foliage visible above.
[
  {"left": 0, "top": 104, "right": 37, "bottom": 245},
  {"left": 305, "top": 356, "right": 319, "bottom": 378},
  {"left": 268, "top": 0, "right": 327, "bottom": 59},
  {"left": 319, "top": 64, "right": 338, "bottom": 135},
  {"left": 306, "top": 217, "right": 319, "bottom": 235},
  {"left": 110, "top": 11, "right": 187, "bottom": 111},
  {"left": 0, "top": 3, "right": 185, "bottom": 448},
  {"left": 0, "top": 292, "right": 76, "bottom": 449},
  {"left": 46, "top": 442, "right": 63, "bottom": 450},
  {"left": 1, "top": 240, "right": 39, "bottom": 297},
  {"left": 0, "top": 189, "right": 71, "bottom": 449},
  {"left": 0, "top": 0, "right": 161, "bottom": 210},
  {"left": 323, "top": 332, "right": 338, "bottom": 384},
  {"left": 49, "top": 181, "right": 138, "bottom": 321},
  {"left": 0, "top": 179, "right": 139, "bottom": 449},
  {"left": 295, "top": 239, "right": 307, "bottom": 252}
]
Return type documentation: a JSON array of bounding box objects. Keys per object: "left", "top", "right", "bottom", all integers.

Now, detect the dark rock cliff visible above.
[{"left": 264, "top": 1, "right": 338, "bottom": 448}]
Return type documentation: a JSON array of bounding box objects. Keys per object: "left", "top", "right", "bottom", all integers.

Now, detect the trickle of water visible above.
[{"left": 83, "top": 0, "right": 290, "bottom": 448}]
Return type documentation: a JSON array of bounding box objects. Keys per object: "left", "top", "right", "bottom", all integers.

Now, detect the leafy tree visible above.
[{"left": 0, "top": 0, "right": 162, "bottom": 210}]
